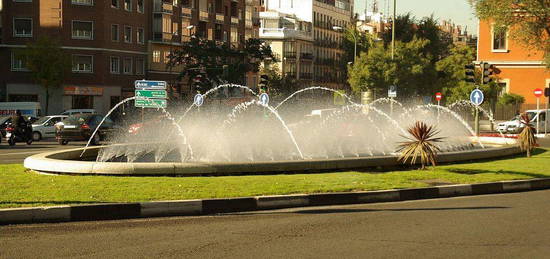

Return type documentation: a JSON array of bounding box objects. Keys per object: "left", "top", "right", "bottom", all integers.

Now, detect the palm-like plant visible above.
[
  {"left": 518, "top": 113, "right": 537, "bottom": 157},
  {"left": 397, "top": 121, "right": 444, "bottom": 169}
]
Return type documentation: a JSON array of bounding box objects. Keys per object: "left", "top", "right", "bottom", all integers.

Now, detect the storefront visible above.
[{"left": 63, "top": 86, "right": 121, "bottom": 115}]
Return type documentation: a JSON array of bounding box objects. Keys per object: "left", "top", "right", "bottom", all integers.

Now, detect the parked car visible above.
[
  {"left": 60, "top": 109, "right": 96, "bottom": 116},
  {"left": 31, "top": 115, "right": 68, "bottom": 140},
  {"left": 56, "top": 114, "right": 119, "bottom": 145},
  {"left": 497, "top": 109, "right": 549, "bottom": 133}
]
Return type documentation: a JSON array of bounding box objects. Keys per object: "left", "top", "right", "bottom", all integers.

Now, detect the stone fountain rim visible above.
[{"left": 24, "top": 140, "right": 522, "bottom": 176}]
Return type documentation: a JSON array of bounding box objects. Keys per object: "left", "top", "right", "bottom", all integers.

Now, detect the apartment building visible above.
[
  {"left": 260, "top": 0, "right": 352, "bottom": 89},
  {"left": 478, "top": 19, "right": 550, "bottom": 105},
  {"left": 147, "top": 0, "right": 259, "bottom": 97},
  {"left": 0, "top": 0, "right": 149, "bottom": 115}
]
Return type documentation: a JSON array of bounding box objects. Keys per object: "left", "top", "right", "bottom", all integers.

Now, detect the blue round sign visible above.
[
  {"left": 470, "top": 89, "right": 484, "bottom": 106},
  {"left": 259, "top": 93, "right": 269, "bottom": 106},
  {"left": 194, "top": 94, "right": 204, "bottom": 106}
]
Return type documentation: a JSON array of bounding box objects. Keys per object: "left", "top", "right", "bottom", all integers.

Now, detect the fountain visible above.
[{"left": 24, "top": 84, "right": 521, "bottom": 176}]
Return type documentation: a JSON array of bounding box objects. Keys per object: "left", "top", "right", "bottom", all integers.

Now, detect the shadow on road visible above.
[
  {"left": 291, "top": 206, "right": 510, "bottom": 214},
  {"left": 446, "top": 168, "right": 549, "bottom": 179}
]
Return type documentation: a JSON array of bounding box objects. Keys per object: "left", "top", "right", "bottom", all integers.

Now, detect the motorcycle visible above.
[{"left": 5, "top": 122, "right": 33, "bottom": 146}]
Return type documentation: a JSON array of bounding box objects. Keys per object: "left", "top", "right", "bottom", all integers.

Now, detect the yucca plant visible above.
[
  {"left": 397, "top": 121, "right": 444, "bottom": 169},
  {"left": 518, "top": 113, "right": 537, "bottom": 157}
]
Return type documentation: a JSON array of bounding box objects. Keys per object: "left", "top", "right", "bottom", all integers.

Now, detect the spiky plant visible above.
[
  {"left": 518, "top": 113, "right": 537, "bottom": 157},
  {"left": 397, "top": 121, "right": 444, "bottom": 169}
]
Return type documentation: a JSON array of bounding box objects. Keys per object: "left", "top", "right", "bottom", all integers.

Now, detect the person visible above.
[{"left": 11, "top": 110, "right": 28, "bottom": 138}]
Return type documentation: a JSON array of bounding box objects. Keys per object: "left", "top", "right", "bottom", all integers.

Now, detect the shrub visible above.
[{"left": 397, "top": 121, "right": 444, "bottom": 169}]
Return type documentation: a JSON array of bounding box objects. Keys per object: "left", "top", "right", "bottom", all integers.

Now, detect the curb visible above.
[{"left": 2, "top": 178, "right": 550, "bottom": 225}]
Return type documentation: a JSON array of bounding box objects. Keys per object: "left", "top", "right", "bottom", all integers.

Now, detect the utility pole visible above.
[{"left": 391, "top": 0, "right": 396, "bottom": 60}]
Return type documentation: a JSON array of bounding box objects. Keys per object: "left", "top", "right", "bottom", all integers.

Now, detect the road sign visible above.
[
  {"left": 388, "top": 85, "right": 397, "bottom": 98},
  {"left": 135, "top": 90, "right": 167, "bottom": 98},
  {"left": 259, "top": 93, "right": 269, "bottom": 106},
  {"left": 135, "top": 99, "right": 167, "bottom": 108},
  {"left": 194, "top": 94, "right": 204, "bottom": 106},
  {"left": 435, "top": 92, "right": 442, "bottom": 101},
  {"left": 134, "top": 80, "right": 167, "bottom": 89},
  {"left": 470, "top": 89, "right": 484, "bottom": 106},
  {"left": 534, "top": 88, "right": 543, "bottom": 97}
]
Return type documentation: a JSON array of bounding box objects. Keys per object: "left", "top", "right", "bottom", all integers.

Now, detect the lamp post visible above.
[
  {"left": 391, "top": 0, "right": 396, "bottom": 60},
  {"left": 333, "top": 26, "right": 356, "bottom": 63},
  {"left": 168, "top": 31, "right": 179, "bottom": 101}
]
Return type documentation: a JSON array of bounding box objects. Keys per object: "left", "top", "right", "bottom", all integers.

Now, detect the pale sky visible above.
[{"left": 354, "top": 0, "right": 479, "bottom": 35}]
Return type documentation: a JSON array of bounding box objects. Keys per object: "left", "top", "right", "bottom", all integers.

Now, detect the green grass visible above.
[{"left": 1, "top": 148, "right": 549, "bottom": 209}]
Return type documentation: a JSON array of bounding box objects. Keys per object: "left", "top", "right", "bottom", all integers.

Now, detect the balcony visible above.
[
  {"left": 285, "top": 72, "right": 297, "bottom": 78},
  {"left": 231, "top": 17, "right": 240, "bottom": 25},
  {"left": 259, "top": 28, "right": 312, "bottom": 41},
  {"left": 216, "top": 14, "right": 225, "bottom": 23},
  {"left": 301, "top": 53, "right": 314, "bottom": 60},
  {"left": 181, "top": 7, "right": 192, "bottom": 18},
  {"left": 199, "top": 11, "right": 209, "bottom": 21},
  {"left": 283, "top": 52, "right": 297, "bottom": 59},
  {"left": 300, "top": 73, "right": 313, "bottom": 80},
  {"left": 153, "top": 1, "right": 173, "bottom": 14}
]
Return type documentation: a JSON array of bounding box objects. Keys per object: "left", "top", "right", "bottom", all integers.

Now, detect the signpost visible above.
[
  {"left": 135, "top": 90, "right": 167, "bottom": 99},
  {"left": 545, "top": 88, "right": 550, "bottom": 135},
  {"left": 194, "top": 94, "right": 204, "bottom": 107},
  {"left": 435, "top": 92, "right": 443, "bottom": 121},
  {"left": 388, "top": 85, "right": 397, "bottom": 115},
  {"left": 470, "top": 89, "right": 484, "bottom": 136},
  {"left": 534, "top": 88, "right": 543, "bottom": 134},
  {"left": 134, "top": 80, "right": 167, "bottom": 89},
  {"left": 259, "top": 93, "right": 270, "bottom": 106},
  {"left": 135, "top": 99, "right": 167, "bottom": 108}
]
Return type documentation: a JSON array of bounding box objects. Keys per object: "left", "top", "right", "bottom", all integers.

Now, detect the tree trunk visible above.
[
  {"left": 45, "top": 87, "right": 50, "bottom": 115},
  {"left": 527, "top": 148, "right": 531, "bottom": 158}
]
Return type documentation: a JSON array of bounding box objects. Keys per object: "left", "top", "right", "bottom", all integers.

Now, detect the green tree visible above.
[
  {"left": 260, "top": 63, "right": 298, "bottom": 99},
  {"left": 469, "top": 0, "right": 550, "bottom": 66},
  {"left": 348, "top": 38, "right": 436, "bottom": 97},
  {"left": 436, "top": 45, "right": 477, "bottom": 104},
  {"left": 19, "top": 36, "right": 70, "bottom": 115},
  {"left": 498, "top": 93, "right": 525, "bottom": 105}
]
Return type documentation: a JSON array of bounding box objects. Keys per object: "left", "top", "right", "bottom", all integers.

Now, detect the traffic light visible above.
[
  {"left": 481, "top": 62, "right": 494, "bottom": 84},
  {"left": 193, "top": 74, "right": 203, "bottom": 93},
  {"left": 545, "top": 87, "right": 550, "bottom": 97},
  {"left": 464, "top": 64, "right": 475, "bottom": 83},
  {"left": 258, "top": 74, "right": 269, "bottom": 93}
]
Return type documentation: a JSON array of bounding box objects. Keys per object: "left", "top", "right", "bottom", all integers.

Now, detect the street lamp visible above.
[
  {"left": 333, "top": 26, "right": 356, "bottom": 63},
  {"left": 391, "top": 0, "right": 396, "bottom": 60}
]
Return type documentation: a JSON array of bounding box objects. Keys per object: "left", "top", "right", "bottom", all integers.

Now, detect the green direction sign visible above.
[
  {"left": 135, "top": 99, "right": 167, "bottom": 108},
  {"left": 135, "top": 90, "right": 167, "bottom": 98}
]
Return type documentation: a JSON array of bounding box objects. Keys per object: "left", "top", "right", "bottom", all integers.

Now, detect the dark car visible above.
[{"left": 56, "top": 114, "right": 119, "bottom": 145}]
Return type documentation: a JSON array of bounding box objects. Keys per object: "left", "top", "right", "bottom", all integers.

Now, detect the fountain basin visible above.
[{"left": 24, "top": 140, "right": 522, "bottom": 176}]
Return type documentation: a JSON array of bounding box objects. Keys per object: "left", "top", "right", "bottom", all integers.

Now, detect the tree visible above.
[
  {"left": 169, "top": 38, "right": 276, "bottom": 92},
  {"left": 260, "top": 63, "right": 298, "bottom": 99},
  {"left": 498, "top": 93, "right": 525, "bottom": 105},
  {"left": 348, "top": 38, "right": 437, "bottom": 97},
  {"left": 19, "top": 36, "right": 70, "bottom": 115},
  {"left": 469, "top": 0, "right": 550, "bottom": 67}
]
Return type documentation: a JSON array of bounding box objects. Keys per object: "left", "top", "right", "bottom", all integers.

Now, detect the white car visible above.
[
  {"left": 60, "top": 109, "right": 96, "bottom": 116},
  {"left": 31, "top": 115, "right": 68, "bottom": 140},
  {"left": 497, "top": 109, "right": 549, "bottom": 134}
]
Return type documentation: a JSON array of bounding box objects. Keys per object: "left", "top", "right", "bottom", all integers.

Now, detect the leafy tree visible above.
[
  {"left": 469, "top": 0, "right": 550, "bottom": 66},
  {"left": 498, "top": 93, "right": 525, "bottom": 105},
  {"left": 19, "top": 36, "right": 70, "bottom": 115},
  {"left": 382, "top": 13, "right": 417, "bottom": 45},
  {"left": 260, "top": 63, "right": 298, "bottom": 99},
  {"left": 348, "top": 38, "right": 437, "bottom": 97},
  {"left": 169, "top": 38, "right": 276, "bottom": 91},
  {"left": 436, "top": 45, "right": 477, "bottom": 104}
]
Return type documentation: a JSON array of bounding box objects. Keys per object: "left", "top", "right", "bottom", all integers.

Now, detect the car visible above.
[
  {"left": 55, "top": 114, "right": 119, "bottom": 145},
  {"left": 498, "top": 109, "right": 550, "bottom": 133},
  {"left": 60, "top": 109, "right": 96, "bottom": 116},
  {"left": 31, "top": 115, "right": 68, "bottom": 140}
]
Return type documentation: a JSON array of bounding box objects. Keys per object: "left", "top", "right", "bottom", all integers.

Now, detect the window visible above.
[
  {"left": 110, "top": 57, "right": 120, "bottom": 74},
  {"left": 124, "top": 26, "right": 132, "bottom": 43},
  {"left": 153, "top": 50, "right": 161, "bottom": 63},
  {"left": 13, "top": 18, "right": 32, "bottom": 37},
  {"left": 111, "top": 24, "right": 119, "bottom": 41},
  {"left": 123, "top": 57, "right": 132, "bottom": 74},
  {"left": 72, "top": 21, "right": 93, "bottom": 39},
  {"left": 124, "top": 0, "right": 131, "bottom": 11},
  {"left": 72, "top": 55, "right": 93, "bottom": 73},
  {"left": 135, "top": 58, "right": 144, "bottom": 75},
  {"left": 11, "top": 52, "right": 28, "bottom": 71},
  {"left": 72, "top": 0, "right": 93, "bottom": 5},
  {"left": 164, "top": 51, "right": 170, "bottom": 64},
  {"left": 137, "top": 28, "right": 144, "bottom": 44},
  {"left": 111, "top": 0, "right": 119, "bottom": 8},
  {"left": 137, "top": 0, "right": 144, "bottom": 12},
  {"left": 492, "top": 26, "right": 507, "bottom": 51}
]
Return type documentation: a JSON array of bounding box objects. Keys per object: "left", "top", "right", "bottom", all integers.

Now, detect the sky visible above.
[{"left": 354, "top": 0, "right": 479, "bottom": 35}]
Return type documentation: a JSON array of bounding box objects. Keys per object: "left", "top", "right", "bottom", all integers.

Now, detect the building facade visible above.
[
  {"left": 260, "top": 0, "right": 352, "bottom": 89},
  {"left": 477, "top": 20, "right": 550, "bottom": 105},
  {"left": 1, "top": 0, "right": 149, "bottom": 115}
]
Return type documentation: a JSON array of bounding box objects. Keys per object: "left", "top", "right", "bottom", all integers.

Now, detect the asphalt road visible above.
[
  {"left": 2, "top": 190, "right": 550, "bottom": 258},
  {"left": 0, "top": 139, "right": 90, "bottom": 164}
]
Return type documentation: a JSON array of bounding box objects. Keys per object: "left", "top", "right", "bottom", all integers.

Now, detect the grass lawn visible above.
[{"left": 1, "top": 148, "right": 549, "bottom": 209}]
